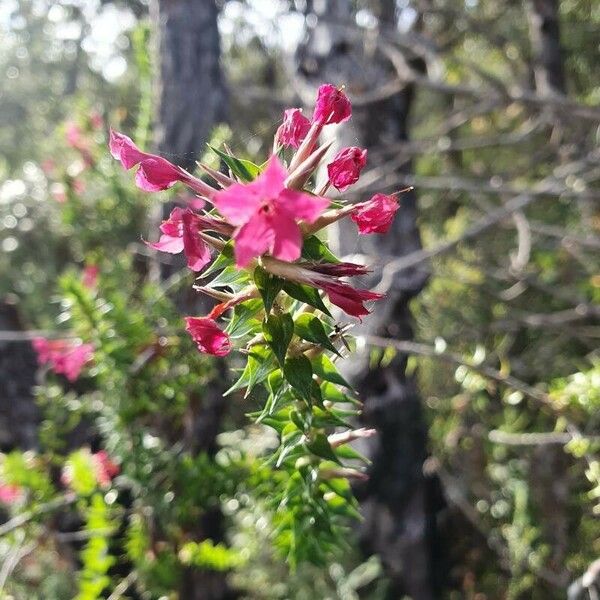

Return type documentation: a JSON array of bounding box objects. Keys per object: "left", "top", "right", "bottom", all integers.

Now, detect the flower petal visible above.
[
  {"left": 214, "top": 182, "right": 262, "bottom": 226},
  {"left": 270, "top": 210, "right": 302, "bottom": 262},
  {"left": 109, "top": 129, "right": 149, "bottom": 169},
  {"left": 185, "top": 317, "right": 231, "bottom": 356},
  {"left": 234, "top": 212, "right": 274, "bottom": 267},
  {"left": 278, "top": 189, "right": 329, "bottom": 223}
]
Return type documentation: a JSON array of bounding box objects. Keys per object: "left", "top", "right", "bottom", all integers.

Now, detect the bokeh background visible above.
[{"left": 0, "top": 1, "right": 599, "bottom": 598}]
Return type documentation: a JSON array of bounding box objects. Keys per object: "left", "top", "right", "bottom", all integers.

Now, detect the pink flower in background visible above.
[
  {"left": 276, "top": 108, "right": 311, "bottom": 149},
  {"left": 66, "top": 122, "right": 84, "bottom": 149},
  {"left": 33, "top": 338, "right": 94, "bottom": 382},
  {"left": 351, "top": 193, "right": 399, "bottom": 234},
  {"left": 0, "top": 484, "right": 22, "bottom": 505},
  {"left": 82, "top": 265, "right": 99, "bottom": 289},
  {"left": 50, "top": 183, "right": 67, "bottom": 203},
  {"left": 185, "top": 317, "right": 231, "bottom": 356},
  {"left": 90, "top": 111, "right": 104, "bottom": 130},
  {"left": 146, "top": 207, "right": 214, "bottom": 272},
  {"left": 72, "top": 179, "right": 86, "bottom": 195},
  {"left": 92, "top": 451, "right": 119, "bottom": 486},
  {"left": 312, "top": 84, "right": 352, "bottom": 125},
  {"left": 214, "top": 156, "right": 329, "bottom": 267},
  {"left": 327, "top": 147, "right": 367, "bottom": 191},
  {"left": 109, "top": 130, "right": 215, "bottom": 197}
]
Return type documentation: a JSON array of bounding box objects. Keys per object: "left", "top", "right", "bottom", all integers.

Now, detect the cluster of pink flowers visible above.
[
  {"left": 110, "top": 83, "right": 401, "bottom": 357},
  {"left": 33, "top": 338, "right": 94, "bottom": 382},
  {"left": 0, "top": 483, "right": 23, "bottom": 505}
]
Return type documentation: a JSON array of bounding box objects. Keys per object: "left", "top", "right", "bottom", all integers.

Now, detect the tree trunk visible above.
[
  {"left": 527, "top": 0, "right": 566, "bottom": 96},
  {"left": 0, "top": 298, "right": 40, "bottom": 451},
  {"left": 150, "top": 3, "right": 232, "bottom": 598},
  {"left": 295, "top": 2, "right": 445, "bottom": 598},
  {"left": 152, "top": 0, "right": 227, "bottom": 170}
]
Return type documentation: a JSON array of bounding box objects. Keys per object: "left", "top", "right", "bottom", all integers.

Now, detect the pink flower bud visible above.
[
  {"left": 185, "top": 317, "right": 231, "bottom": 356},
  {"left": 326, "top": 147, "right": 367, "bottom": 191},
  {"left": 276, "top": 108, "right": 311, "bottom": 149},
  {"left": 312, "top": 84, "right": 352, "bottom": 125},
  {"left": 351, "top": 193, "right": 399, "bottom": 234}
]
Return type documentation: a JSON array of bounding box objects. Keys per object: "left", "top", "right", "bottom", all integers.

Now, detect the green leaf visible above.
[
  {"left": 323, "top": 477, "right": 353, "bottom": 501},
  {"left": 301, "top": 235, "right": 340, "bottom": 263},
  {"left": 283, "top": 355, "right": 314, "bottom": 403},
  {"left": 263, "top": 313, "right": 294, "bottom": 366},
  {"left": 283, "top": 282, "right": 331, "bottom": 316},
  {"left": 208, "top": 265, "right": 251, "bottom": 293},
  {"left": 306, "top": 433, "right": 341, "bottom": 464},
  {"left": 320, "top": 381, "right": 359, "bottom": 405},
  {"left": 208, "top": 145, "right": 261, "bottom": 182},
  {"left": 201, "top": 241, "right": 234, "bottom": 277},
  {"left": 334, "top": 444, "right": 370, "bottom": 463},
  {"left": 226, "top": 298, "right": 263, "bottom": 339},
  {"left": 254, "top": 265, "right": 284, "bottom": 313},
  {"left": 311, "top": 354, "right": 351, "bottom": 388},
  {"left": 294, "top": 313, "right": 340, "bottom": 356},
  {"left": 225, "top": 344, "right": 275, "bottom": 398}
]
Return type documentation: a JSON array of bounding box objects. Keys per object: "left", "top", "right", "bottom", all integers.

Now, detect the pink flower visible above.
[
  {"left": 351, "top": 193, "right": 399, "bottom": 234},
  {"left": 185, "top": 317, "right": 231, "bottom": 356},
  {"left": 109, "top": 130, "right": 215, "bottom": 197},
  {"left": 0, "top": 484, "right": 22, "bottom": 505},
  {"left": 327, "top": 147, "right": 367, "bottom": 191},
  {"left": 312, "top": 84, "right": 352, "bottom": 125},
  {"left": 146, "top": 207, "right": 225, "bottom": 272},
  {"left": 214, "top": 156, "right": 329, "bottom": 267},
  {"left": 320, "top": 280, "right": 383, "bottom": 319},
  {"left": 90, "top": 111, "right": 104, "bottom": 130},
  {"left": 276, "top": 108, "right": 311, "bottom": 149},
  {"left": 82, "top": 265, "right": 99, "bottom": 289},
  {"left": 92, "top": 451, "right": 119, "bottom": 487},
  {"left": 33, "top": 338, "right": 94, "bottom": 382},
  {"left": 66, "top": 122, "right": 84, "bottom": 149}
]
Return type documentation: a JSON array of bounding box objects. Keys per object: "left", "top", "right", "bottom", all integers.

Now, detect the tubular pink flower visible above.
[
  {"left": 214, "top": 156, "right": 329, "bottom": 267},
  {"left": 326, "top": 147, "right": 367, "bottom": 191},
  {"left": 276, "top": 108, "right": 311, "bottom": 149},
  {"left": 109, "top": 130, "right": 215, "bottom": 197},
  {"left": 312, "top": 84, "right": 352, "bottom": 125},
  {"left": 146, "top": 207, "right": 218, "bottom": 272},
  {"left": 185, "top": 317, "right": 231, "bottom": 357},
  {"left": 33, "top": 338, "right": 94, "bottom": 382},
  {"left": 351, "top": 193, "right": 399, "bottom": 234},
  {"left": 320, "top": 280, "right": 384, "bottom": 319}
]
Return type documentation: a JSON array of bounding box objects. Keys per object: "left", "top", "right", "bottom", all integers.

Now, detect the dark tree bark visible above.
[
  {"left": 527, "top": 0, "right": 566, "bottom": 96},
  {"left": 150, "top": 3, "right": 232, "bottom": 599},
  {"left": 152, "top": 0, "right": 227, "bottom": 170},
  {"left": 0, "top": 298, "right": 40, "bottom": 451},
  {"left": 295, "top": 2, "right": 445, "bottom": 598}
]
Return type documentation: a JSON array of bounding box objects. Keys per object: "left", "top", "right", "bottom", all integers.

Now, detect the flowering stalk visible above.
[{"left": 111, "top": 83, "right": 404, "bottom": 562}]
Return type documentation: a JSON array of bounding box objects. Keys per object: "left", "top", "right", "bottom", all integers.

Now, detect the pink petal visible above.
[
  {"left": 135, "top": 157, "right": 186, "bottom": 192},
  {"left": 253, "top": 155, "right": 287, "bottom": 198},
  {"left": 181, "top": 211, "right": 211, "bottom": 271},
  {"left": 278, "top": 189, "right": 329, "bottom": 223},
  {"left": 109, "top": 129, "right": 149, "bottom": 169},
  {"left": 234, "top": 212, "right": 274, "bottom": 267},
  {"left": 214, "top": 182, "right": 262, "bottom": 226},
  {"left": 270, "top": 210, "right": 302, "bottom": 262},
  {"left": 185, "top": 317, "right": 231, "bottom": 356},
  {"left": 146, "top": 234, "right": 184, "bottom": 254}
]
